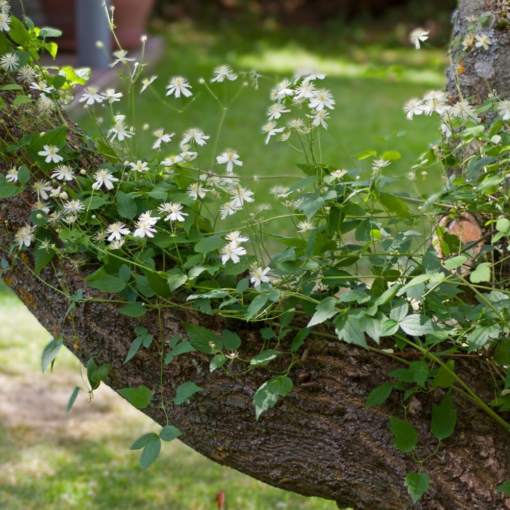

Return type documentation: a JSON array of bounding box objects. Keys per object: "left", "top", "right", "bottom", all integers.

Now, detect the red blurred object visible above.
[
  {"left": 40, "top": 0, "right": 155, "bottom": 51},
  {"left": 216, "top": 490, "right": 226, "bottom": 509}
]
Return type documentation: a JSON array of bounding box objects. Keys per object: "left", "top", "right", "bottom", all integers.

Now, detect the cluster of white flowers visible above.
[
  {"left": 220, "top": 231, "right": 248, "bottom": 264},
  {"left": 79, "top": 86, "right": 123, "bottom": 106},
  {"left": 404, "top": 91, "right": 482, "bottom": 138},
  {"left": 0, "top": 0, "right": 10, "bottom": 32},
  {"left": 463, "top": 33, "right": 492, "bottom": 51},
  {"left": 260, "top": 73, "right": 333, "bottom": 143}
]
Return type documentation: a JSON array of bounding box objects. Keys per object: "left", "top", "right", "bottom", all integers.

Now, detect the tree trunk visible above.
[{"left": 2, "top": 2, "right": 510, "bottom": 508}]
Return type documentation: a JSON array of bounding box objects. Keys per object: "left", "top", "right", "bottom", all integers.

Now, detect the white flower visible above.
[
  {"left": 52, "top": 164, "right": 74, "bottom": 181},
  {"left": 221, "top": 242, "right": 247, "bottom": 264},
  {"left": 0, "top": 11, "right": 10, "bottom": 31},
  {"left": 372, "top": 159, "right": 391, "bottom": 171},
  {"left": 0, "top": 1, "right": 10, "bottom": 13},
  {"left": 109, "top": 117, "right": 134, "bottom": 142},
  {"left": 158, "top": 202, "right": 188, "bottom": 222},
  {"left": 33, "top": 180, "right": 52, "bottom": 200},
  {"left": 309, "top": 89, "right": 335, "bottom": 111},
  {"left": 141, "top": 75, "right": 157, "bottom": 93},
  {"left": 181, "top": 128, "right": 209, "bottom": 146},
  {"left": 297, "top": 220, "right": 314, "bottom": 233},
  {"left": 102, "top": 89, "right": 123, "bottom": 103},
  {"left": 220, "top": 201, "right": 241, "bottom": 219},
  {"left": 48, "top": 211, "right": 63, "bottom": 223},
  {"left": 94, "top": 168, "right": 119, "bottom": 190},
  {"left": 498, "top": 100, "right": 510, "bottom": 121},
  {"left": 230, "top": 186, "right": 254, "bottom": 208},
  {"left": 262, "top": 121, "right": 284, "bottom": 144},
  {"left": 287, "top": 118, "right": 306, "bottom": 133},
  {"left": 38, "top": 145, "right": 63, "bottom": 164},
  {"left": 64, "top": 200, "right": 85, "bottom": 215},
  {"left": 33, "top": 200, "right": 51, "bottom": 213},
  {"left": 404, "top": 98, "right": 425, "bottom": 120},
  {"left": 250, "top": 266, "right": 271, "bottom": 287},
  {"left": 37, "top": 93, "right": 55, "bottom": 115},
  {"left": 15, "top": 224, "right": 35, "bottom": 248},
  {"left": 309, "top": 109, "right": 329, "bottom": 129},
  {"left": 211, "top": 64, "right": 237, "bottom": 82},
  {"left": 331, "top": 169, "right": 348, "bottom": 180},
  {"left": 6, "top": 167, "right": 18, "bottom": 182},
  {"left": 187, "top": 182, "right": 208, "bottom": 200},
  {"left": 0, "top": 52, "right": 19, "bottom": 72},
  {"left": 475, "top": 33, "right": 491, "bottom": 51},
  {"left": 273, "top": 79, "right": 294, "bottom": 100},
  {"left": 166, "top": 76, "right": 193, "bottom": 98},
  {"left": 270, "top": 186, "right": 291, "bottom": 199},
  {"left": 302, "top": 73, "right": 325, "bottom": 83},
  {"left": 109, "top": 239, "right": 126, "bottom": 250},
  {"left": 463, "top": 34, "right": 476, "bottom": 51},
  {"left": 110, "top": 50, "right": 135, "bottom": 67},
  {"left": 280, "top": 131, "right": 291, "bottom": 141},
  {"left": 441, "top": 118, "right": 452, "bottom": 138},
  {"left": 134, "top": 212, "right": 159, "bottom": 238},
  {"left": 422, "top": 91, "right": 449, "bottom": 116},
  {"left": 449, "top": 99, "right": 480, "bottom": 123},
  {"left": 130, "top": 160, "right": 149, "bottom": 172},
  {"left": 226, "top": 230, "right": 249, "bottom": 244},
  {"left": 180, "top": 149, "right": 198, "bottom": 162},
  {"left": 79, "top": 86, "right": 104, "bottom": 105},
  {"left": 17, "top": 65, "right": 38, "bottom": 83},
  {"left": 410, "top": 28, "right": 429, "bottom": 49},
  {"left": 294, "top": 81, "right": 316, "bottom": 100},
  {"left": 30, "top": 80, "right": 54, "bottom": 94},
  {"left": 153, "top": 129, "right": 174, "bottom": 149},
  {"left": 267, "top": 103, "right": 290, "bottom": 121},
  {"left": 216, "top": 150, "right": 242, "bottom": 173},
  {"left": 106, "top": 222, "right": 131, "bottom": 241},
  {"left": 162, "top": 155, "right": 183, "bottom": 166}
]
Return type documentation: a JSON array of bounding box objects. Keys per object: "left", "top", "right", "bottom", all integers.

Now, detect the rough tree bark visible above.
[{"left": 2, "top": 1, "right": 510, "bottom": 509}]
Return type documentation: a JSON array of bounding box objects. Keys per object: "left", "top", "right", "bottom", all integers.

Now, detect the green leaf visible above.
[
  {"left": 183, "top": 323, "right": 219, "bottom": 354},
  {"left": 250, "top": 349, "right": 278, "bottom": 366},
  {"left": 88, "top": 275, "right": 126, "bottom": 293},
  {"left": 119, "top": 302, "right": 147, "bottom": 318},
  {"left": 83, "top": 195, "right": 108, "bottom": 210},
  {"left": 431, "top": 392, "right": 457, "bottom": 441},
  {"left": 116, "top": 191, "right": 137, "bottom": 219},
  {"left": 210, "top": 353, "right": 227, "bottom": 372},
  {"left": 253, "top": 376, "right": 293, "bottom": 420},
  {"left": 118, "top": 386, "right": 153, "bottom": 409},
  {"left": 496, "top": 218, "right": 510, "bottom": 233},
  {"left": 381, "top": 318, "right": 399, "bottom": 337},
  {"left": 247, "top": 294, "right": 269, "bottom": 320},
  {"left": 41, "top": 336, "right": 63, "bottom": 373},
  {"left": 291, "top": 328, "right": 310, "bottom": 352},
  {"left": 497, "top": 479, "right": 510, "bottom": 495},
  {"left": 160, "top": 425, "right": 181, "bottom": 442},
  {"left": 8, "top": 17, "right": 30, "bottom": 45},
  {"left": 389, "top": 417, "right": 418, "bottom": 453},
  {"left": 467, "top": 324, "right": 500, "bottom": 353},
  {"left": 13, "top": 95, "right": 33, "bottom": 106},
  {"left": 39, "top": 27, "right": 63, "bottom": 38},
  {"left": 194, "top": 235, "right": 222, "bottom": 254},
  {"left": 221, "top": 330, "right": 241, "bottom": 350},
  {"left": 90, "top": 363, "right": 110, "bottom": 384},
  {"left": 66, "top": 386, "right": 80, "bottom": 414},
  {"left": 433, "top": 360, "right": 456, "bottom": 388},
  {"left": 365, "top": 383, "right": 394, "bottom": 409},
  {"left": 173, "top": 381, "right": 202, "bottom": 405},
  {"left": 124, "top": 336, "right": 143, "bottom": 364},
  {"left": 379, "top": 192, "right": 410, "bottom": 220},
  {"left": 35, "top": 237, "right": 55, "bottom": 274},
  {"left": 308, "top": 296, "right": 338, "bottom": 327},
  {"left": 131, "top": 432, "right": 160, "bottom": 450},
  {"left": 140, "top": 437, "right": 161, "bottom": 471},
  {"left": 470, "top": 263, "right": 491, "bottom": 283},
  {"left": 444, "top": 255, "right": 468, "bottom": 270},
  {"left": 164, "top": 341, "right": 195, "bottom": 364},
  {"left": 410, "top": 360, "right": 429, "bottom": 387},
  {"left": 399, "top": 314, "right": 435, "bottom": 336},
  {"left": 167, "top": 269, "right": 188, "bottom": 292},
  {"left": 381, "top": 151, "right": 401, "bottom": 161},
  {"left": 17, "top": 165, "right": 30, "bottom": 184},
  {"left": 405, "top": 472, "right": 429, "bottom": 504}
]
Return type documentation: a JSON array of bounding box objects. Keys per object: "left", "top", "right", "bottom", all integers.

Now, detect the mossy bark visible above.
[{"left": 2, "top": 1, "right": 510, "bottom": 508}]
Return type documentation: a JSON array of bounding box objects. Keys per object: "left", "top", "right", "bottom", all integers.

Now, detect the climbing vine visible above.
[{"left": 3, "top": 2, "right": 510, "bottom": 503}]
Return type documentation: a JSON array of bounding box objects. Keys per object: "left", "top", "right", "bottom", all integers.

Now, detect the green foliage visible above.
[
  {"left": 389, "top": 417, "right": 418, "bottom": 453},
  {"left": 405, "top": 472, "right": 429, "bottom": 503},
  {"left": 253, "top": 376, "right": 293, "bottom": 420},
  {"left": 41, "top": 336, "right": 63, "bottom": 373}
]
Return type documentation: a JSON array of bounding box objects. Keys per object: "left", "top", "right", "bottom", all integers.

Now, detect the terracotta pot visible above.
[{"left": 40, "top": 0, "right": 155, "bottom": 52}]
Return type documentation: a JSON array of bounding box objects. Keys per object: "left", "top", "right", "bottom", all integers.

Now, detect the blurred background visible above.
[{"left": 1, "top": 0, "right": 453, "bottom": 508}]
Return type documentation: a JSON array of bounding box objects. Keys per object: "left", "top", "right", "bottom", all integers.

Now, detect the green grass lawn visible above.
[{"left": 0, "top": 22, "right": 445, "bottom": 510}]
